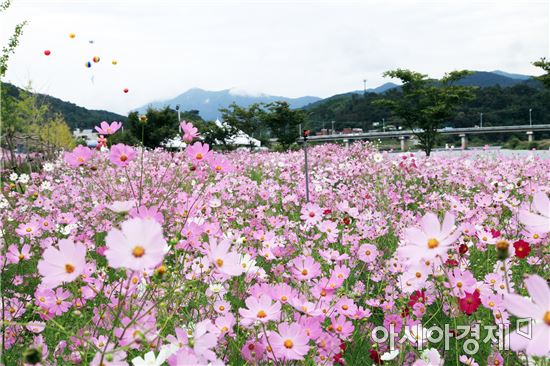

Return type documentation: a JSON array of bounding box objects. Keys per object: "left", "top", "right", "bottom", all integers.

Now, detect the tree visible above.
[
  {"left": 261, "top": 101, "right": 306, "bottom": 150},
  {"left": 219, "top": 103, "right": 265, "bottom": 142},
  {"left": 376, "top": 69, "right": 476, "bottom": 156},
  {"left": 0, "top": 0, "right": 28, "bottom": 77},
  {"left": 533, "top": 57, "right": 550, "bottom": 88},
  {"left": 122, "top": 107, "right": 179, "bottom": 148}
]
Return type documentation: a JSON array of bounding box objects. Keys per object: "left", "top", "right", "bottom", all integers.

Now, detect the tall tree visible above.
[
  {"left": 122, "top": 107, "right": 179, "bottom": 148},
  {"left": 261, "top": 101, "right": 306, "bottom": 150},
  {"left": 0, "top": 0, "right": 28, "bottom": 77},
  {"left": 376, "top": 69, "right": 476, "bottom": 156},
  {"left": 533, "top": 57, "right": 550, "bottom": 88}
]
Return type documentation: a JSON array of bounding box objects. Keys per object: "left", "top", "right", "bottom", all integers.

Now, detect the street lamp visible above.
[
  {"left": 175, "top": 104, "right": 181, "bottom": 122},
  {"left": 480, "top": 112, "right": 483, "bottom": 128},
  {"left": 529, "top": 108, "right": 532, "bottom": 126}
]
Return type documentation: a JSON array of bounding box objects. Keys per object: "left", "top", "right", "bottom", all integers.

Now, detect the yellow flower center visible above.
[
  {"left": 427, "top": 238, "right": 439, "bottom": 249},
  {"left": 281, "top": 296, "right": 288, "bottom": 302},
  {"left": 132, "top": 246, "right": 145, "bottom": 258},
  {"left": 342, "top": 305, "right": 349, "bottom": 310},
  {"left": 301, "top": 269, "right": 308, "bottom": 276},
  {"left": 284, "top": 339, "right": 294, "bottom": 349},
  {"left": 120, "top": 154, "right": 128, "bottom": 162},
  {"left": 25, "top": 228, "right": 32, "bottom": 233},
  {"left": 544, "top": 311, "right": 550, "bottom": 325},
  {"left": 196, "top": 153, "right": 203, "bottom": 160},
  {"left": 533, "top": 234, "right": 539, "bottom": 239},
  {"left": 257, "top": 310, "right": 267, "bottom": 318},
  {"left": 219, "top": 305, "right": 225, "bottom": 311},
  {"left": 65, "top": 264, "right": 75, "bottom": 273},
  {"left": 416, "top": 272, "right": 422, "bottom": 278},
  {"left": 216, "top": 258, "right": 224, "bottom": 267}
]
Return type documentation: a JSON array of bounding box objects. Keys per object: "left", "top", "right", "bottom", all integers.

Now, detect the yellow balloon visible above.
[
  {"left": 112, "top": 60, "right": 118, "bottom": 65},
  {"left": 69, "top": 33, "right": 76, "bottom": 39}
]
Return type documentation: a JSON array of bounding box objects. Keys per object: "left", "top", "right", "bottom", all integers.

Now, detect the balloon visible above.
[
  {"left": 69, "top": 33, "right": 75, "bottom": 39},
  {"left": 85, "top": 61, "right": 92, "bottom": 68},
  {"left": 93, "top": 56, "right": 100, "bottom": 63},
  {"left": 44, "top": 50, "right": 51, "bottom": 56},
  {"left": 123, "top": 88, "right": 129, "bottom": 93},
  {"left": 112, "top": 60, "right": 118, "bottom": 65}
]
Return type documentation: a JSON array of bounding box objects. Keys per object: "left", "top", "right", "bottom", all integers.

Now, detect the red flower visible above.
[
  {"left": 343, "top": 217, "right": 351, "bottom": 225},
  {"left": 513, "top": 240, "right": 531, "bottom": 259},
  {"left": 408, "top": 290, "right": 427, "bottom": 307},
  {"left": 458, "top": 244, "right": 469, "bottom": 255},
  {"left": 323, "top": 209, "right": 332, "bottom": 215},
  {"left": 491, "top": 229, "right": 501, "bottom": 238},
  {"left": 369, "top": 349, "right": 383, "bottom": 364},
  {"left": 445, "top": 259, "right": 459, "bottom": 267},
  {"left": 459, "top": 291, "right": 481, "bottom": 315}
]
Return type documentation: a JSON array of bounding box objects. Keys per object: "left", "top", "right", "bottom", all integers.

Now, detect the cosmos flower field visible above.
[{"left": 1, "top": 123, "right": 549, "bottom": 365}]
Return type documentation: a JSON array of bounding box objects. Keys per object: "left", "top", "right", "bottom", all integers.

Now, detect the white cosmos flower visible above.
[{"left": 9, "top": 173, "right": 18, "bottom": 181}]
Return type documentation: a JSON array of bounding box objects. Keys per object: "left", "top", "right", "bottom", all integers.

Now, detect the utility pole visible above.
[
  {"left": 382, "top": 118, "right": 385, "bottom": 132},
  {"left": 331, "top": 121, "right": 335, "bottom": 135},
  {"left": 363, "top": 79, "right": 367, "bottom": 95},
  {"left": 176, "top": 104, "right": 181, "bottom": 122},
  {"left": 303, "top": 130, "right": 310, "bottom": 203},
  {"left": 529, "top": 108, "right": 533, "bottom": 126},
  {"left": 480, "top": 112, "right": 483, "bottom": 128}
]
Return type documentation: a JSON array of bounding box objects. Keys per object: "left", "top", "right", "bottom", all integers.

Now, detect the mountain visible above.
[
  {"left": 135, "top": 88, "right": 322, "bottom": 120},
  {"left": 303, "top": 70, "right": 548, "bottom": 135},
  {"left": 1, "top": 82, "right": 126, "bottom": 130},
  {"left": 490, "top": 70, "right": 532, "bottom": 80}
]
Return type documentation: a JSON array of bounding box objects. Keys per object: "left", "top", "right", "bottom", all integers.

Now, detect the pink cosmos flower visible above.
[
  {"left": 289, "top": 256, "right": 321, "bottom": 281},
  {"left": 104, "top": 217, "right": 168, "bottom": 270},
  {"left": 503, "top": 274, "right": 550, "bottom": 357},
  {"left": 129, "top": 205, "right": 164, "bottom": 224},
  {"left": 330, "top": 315, "right": 354, "bottom": 340},
  {"left": 95, "top": 121, "right": 122, "bottom": 135},
  {"left": 109, "top": 143, "right": 137, "bottom": 167},
  {"left": 64, "top": 145, "right": 93, "bottom": 167},
  {"left": 270, "top": 322, "right": 310, "bottom": 361},
  {"left": 37, "top": 239, "right": 86, "bottom": 288},
  {"left": 207, "top": 155, "right": 232, "bottom": 174},
  {"left": 300, "top": 203, "right": 323, "bottom": 226},
  {"left": 519, "top": 191, "right": 550, "bottom": 233},
  {"left": 398, "top": 212, "right": 460, "bottom": 264},
  {"left": 207, "top": 239, "right": 244, "bottom": 277},
  {"left": 357, "top": 243, "right": 378, "bottom": 263},
  {"left": 180, "top": 121, "right": 199, "bottom": 143},
  {"left": 186, "top": 142, "right": 211, "bottom": 164},
  {"left": 6, "top": 244, "right": 31, "bottom": 264},
  {"left": 239, "top": 295, "right": 281, "bottom": 326},
  {"left": 459, "top": 355, "right": 479, "bottom": 366},
  {"left": 15, "top": 221, "right": 40, "bottom": 237},
  {"left": 50, "top": 288, "right": 72, "bottom": 316}
]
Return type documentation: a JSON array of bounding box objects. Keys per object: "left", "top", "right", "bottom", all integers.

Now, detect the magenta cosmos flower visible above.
[
  {"left": 503, "top": 274, "right": 550, "bottom": 357},
  {"left": 270, "top": 322, "right": 310, "bottom": 361},
  {"left": 398, "top": 212, "right": 460, "bottom": 265},
  {"left": 64, "top": 145, "right": 93, "bottom": 168},
  {"left": 95, "top": 121, "right": 122, "bottom": 135},
  {"left": 519, "top": 192, "right": 550, "bottom": 234},
  {"left": 104, "top": 217, "right": 168, "bottom": 270},
  {"left": 37, "top": 239, "right": 87, "bottom": 288},
  {"left": 239, "top": 295, "right": 281, "bottom": 326},
  {"left": 109, "top": 143, "right": 137, "bottom": 168}
]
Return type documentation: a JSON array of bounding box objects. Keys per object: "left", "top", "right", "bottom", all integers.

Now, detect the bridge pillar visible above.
[
  {"left": 526, "top": 131, "right": 534, "bottom": 142},
  {"left": 459, "top": 134, "right": 468, "bottom": 150},
  {"left": 399, "top": 136, "right": 407, "bottom": 151}
]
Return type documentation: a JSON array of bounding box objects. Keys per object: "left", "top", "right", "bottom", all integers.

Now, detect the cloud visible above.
[{"left": 1, "top": 0, "right": 548, "bottom": 115}]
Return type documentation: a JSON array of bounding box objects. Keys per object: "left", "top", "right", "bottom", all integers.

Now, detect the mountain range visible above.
[
  {"left": 2, "top": 70, "right": 542, "bottom": 130},
  {"left": 135, "top": 88, "right": 321, "bottom": 120}
]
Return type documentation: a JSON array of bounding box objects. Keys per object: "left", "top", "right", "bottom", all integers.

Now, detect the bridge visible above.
[{"left": 302, "top": 124, "right": 550, "bottom": 150}]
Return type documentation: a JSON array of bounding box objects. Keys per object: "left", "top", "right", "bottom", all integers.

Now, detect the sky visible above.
[{"left": 1, "top": 0, "right": 549, "bottom": 115}]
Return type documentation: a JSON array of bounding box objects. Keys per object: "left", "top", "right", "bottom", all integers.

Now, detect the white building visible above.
[
  {"left": 214, "top": 119, "right": 261, "bottom": 147},
  {"left": 73, "top": 129, "right": 99, "bottom": 147}
]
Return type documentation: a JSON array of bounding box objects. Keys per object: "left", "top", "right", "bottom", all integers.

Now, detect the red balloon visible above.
[
  {"left": 123, "top": 88, "right": 129, "bottom": 93},
  {"left": 44, "top": 50, "right": 51, "bottom": 56}
]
